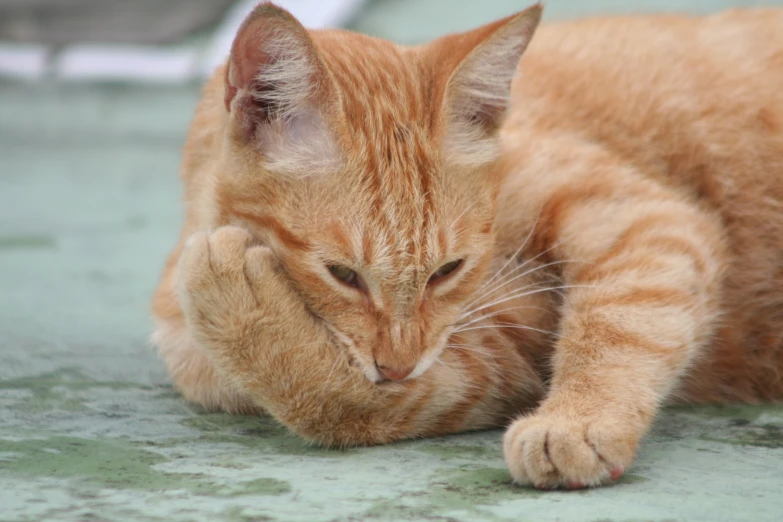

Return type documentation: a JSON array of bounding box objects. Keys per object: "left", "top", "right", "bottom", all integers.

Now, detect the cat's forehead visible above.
[
  {"left": 297, "top": 33, "right": 490, "bottom": 268},
  {"left": 315, "top": 33, "right": 437, "bottom": 158},
  {"left": 317, "top": 34, "right": 429, "bottom": 120}
]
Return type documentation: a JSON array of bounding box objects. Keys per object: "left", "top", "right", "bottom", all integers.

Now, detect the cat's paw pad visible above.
[{"left": 502, "top": 414, "right": 636, "bottom": 489}]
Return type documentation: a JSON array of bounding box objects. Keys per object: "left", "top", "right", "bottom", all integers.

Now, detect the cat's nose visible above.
[{"left": 376, "top": 364, "right": 414, "bottom": 381}]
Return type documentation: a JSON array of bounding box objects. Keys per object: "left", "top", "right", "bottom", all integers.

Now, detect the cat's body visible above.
[
  {"left": 153, "top": 4, "right": 783, "bottom": 489},
  {"left": 504, "top": 8, "right": 783, "bottom": 402}
]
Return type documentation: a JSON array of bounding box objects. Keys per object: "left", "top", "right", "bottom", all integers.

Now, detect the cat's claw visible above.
[{"left": 503, "top": 414, "right": 636, "bottom": 489}]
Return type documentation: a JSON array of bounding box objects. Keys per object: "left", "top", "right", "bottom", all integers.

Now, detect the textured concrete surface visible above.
[{"left": 2, "top": 1, "right": 783, "bottom": 521}]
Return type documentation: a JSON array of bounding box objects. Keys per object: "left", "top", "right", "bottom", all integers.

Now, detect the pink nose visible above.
[{"left": 377, "top": 364, "right": 414, "bottom": 381}]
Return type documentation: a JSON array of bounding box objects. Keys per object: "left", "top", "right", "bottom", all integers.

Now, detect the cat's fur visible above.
[{"left": 152, "top": 2, "right": 783, "bottom": 489}]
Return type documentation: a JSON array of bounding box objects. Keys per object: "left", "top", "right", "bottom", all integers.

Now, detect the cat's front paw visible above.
[
  {"left": 502, "top": 413, "right": 637, "bottom": 489},
  {"left": 178, "top": 226, "right": 275, "bottom": 344}
]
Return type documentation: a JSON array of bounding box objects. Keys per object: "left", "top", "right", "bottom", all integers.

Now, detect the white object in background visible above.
[
  {"left": 55, "top": 46, "right": 198, "bottom": 83},
  {"left": 0, "top": 44, "right": 48, "bottom": 80},
  {"left": 199, "top": 0, "right": 366, "bottom": 77},
  {"left": 1, "top": 0, "right": 365, "bottom": 83},
  {"left": 281, "top": 0, "right": 367, "bottom": 29}
]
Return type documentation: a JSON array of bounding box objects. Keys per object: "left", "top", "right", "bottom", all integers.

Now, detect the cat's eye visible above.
[
  {"left": 328, "top": 264, "right": 365, "bottom": 291},
  {"left": 428, "top": 259, "right": 464, "bottom": 285}
]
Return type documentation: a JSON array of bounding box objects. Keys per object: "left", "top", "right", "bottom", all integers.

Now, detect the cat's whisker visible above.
[
  {"left": 460, "top": 282, "right": 555, "bottom": 319},
  {"left": 462, "top": 278, "right": 556, "bottom": 317},
  {"left": 466, "top": 234, "right": 579, "bottom": 310},
  {"left": 452, "top": 306, "right": 544, "bottom": 330},
  {"left": 480, "top": 255, "right": 578, "bottom": 299},
  {"left": 453, "top": 323, "right": 561, "bottom": 338},
  {"left": 465, "top": 258, "right": 577, "bottom": 311},
  {"left": 466, "top": 264, "right": 545, "bottom": 310},
  {"left": 473, "top": 212, "right": 541, "bottom": 295},
  {"left": 492, "top": 322, "right": 562, "bottom": 338},
  {"left": 447, "top": 344, "right": 500, "bottom": 362},
  {"left": 446, "top": 341, "right": 494, "bottom": 352},
  {"left": 472, "top": 249, "right": 557, "bottom": 300},
  {"left": 461, "top": 284, "right": 600, "bottom": 319},
  {"left": 477, "top": 231, "right": 580, "bottom": 290}
]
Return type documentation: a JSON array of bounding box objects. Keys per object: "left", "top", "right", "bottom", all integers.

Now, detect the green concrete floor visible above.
[{"left": 2, "top": 2, "right": 783, "bottom": 521}]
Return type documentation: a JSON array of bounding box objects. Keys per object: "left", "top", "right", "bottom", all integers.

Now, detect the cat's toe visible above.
[
  {"left": 503, "top": 414, "right": 635, "bottom": 489},
  {"left": 179, "top": 226, "right": 259, "bottom": 322},
  {"left": 206, "top": 226, "right": 254, "bottom": 273}
]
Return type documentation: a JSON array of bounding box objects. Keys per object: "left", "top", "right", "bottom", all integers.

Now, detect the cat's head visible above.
[{"left": 215, "top": 2, "right": 542, "bottom": 383}]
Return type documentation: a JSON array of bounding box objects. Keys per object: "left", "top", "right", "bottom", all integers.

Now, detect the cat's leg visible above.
[
  {"left": 151, "top": 244, "right": 262, "bottom": 414},
  {"left": 502, "top": 146, "right": 727, "bottom": 489},
  {"left": 176, "top": 226, "right": 541, "bottom": 445},
  {"left": 152, "top": 317, "right": 262, "bottom": 414}
]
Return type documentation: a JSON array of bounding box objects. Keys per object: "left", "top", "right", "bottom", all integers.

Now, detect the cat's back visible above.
[
  {"left": 508, "top": 8, "right": 783, "bottom": 198},
  {"left": 514, "top": 8, "right": 783, "bottom": 118}
]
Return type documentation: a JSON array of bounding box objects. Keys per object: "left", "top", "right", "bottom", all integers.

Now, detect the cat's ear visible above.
[
  {"left": 224, "top": 2, "right": 339, "bottom": 175},
  {"left": 439, "top": 4, "right": 542, "bottom": 166}
]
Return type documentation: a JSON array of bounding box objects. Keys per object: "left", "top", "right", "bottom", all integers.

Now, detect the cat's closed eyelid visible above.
[
  {"left": 326, "top": 263, "right": 369, "bottom": 294},
  {"left": 427, "top": 259, "right": 465, "bottom": 287}
]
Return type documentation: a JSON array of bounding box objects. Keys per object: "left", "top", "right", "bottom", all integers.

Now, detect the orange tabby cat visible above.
[{"left": 152, "top": 2, "right": 783, "bottom": 489}]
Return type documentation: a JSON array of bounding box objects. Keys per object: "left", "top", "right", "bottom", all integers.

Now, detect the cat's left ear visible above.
[{"left": 436, "top": 3, "right": 542, "bottom": 166}]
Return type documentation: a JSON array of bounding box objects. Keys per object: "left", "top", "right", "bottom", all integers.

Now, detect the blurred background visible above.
[
  {"left": 0, "top": 0, "right": 781, "bottom": 380},
  {"left": 1, "top": 0, "right": 778, "bottom": 82}
]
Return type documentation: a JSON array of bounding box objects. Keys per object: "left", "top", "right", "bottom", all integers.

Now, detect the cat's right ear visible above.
[
  {"left": 435, "top": 3, "right": 542, "bottom": 168},
  {"left": 224, "top": 2, "right": 339, "bottom": 176}
]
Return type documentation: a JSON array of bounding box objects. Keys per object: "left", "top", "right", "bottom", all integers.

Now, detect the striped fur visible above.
[{"left": 152, "top": 2, "right": 783, "bottom": 489}]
